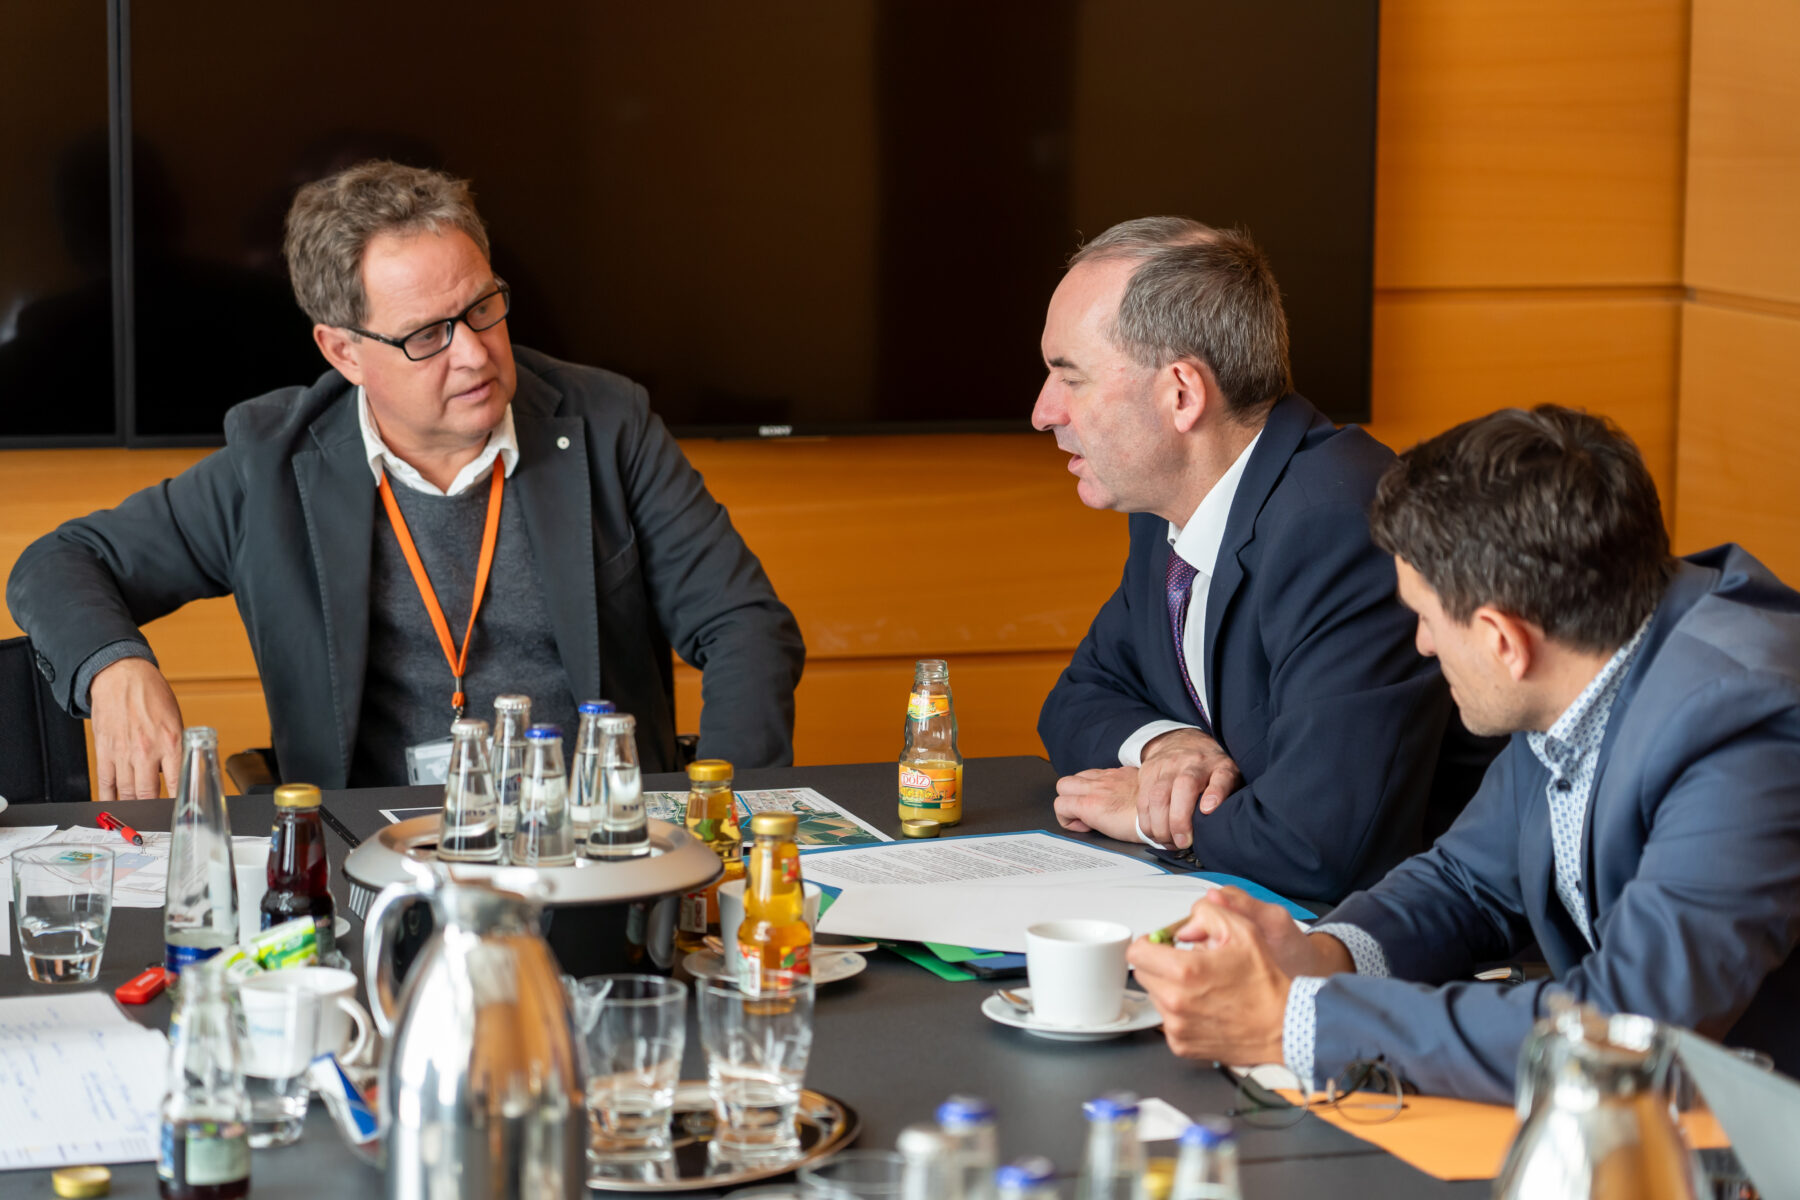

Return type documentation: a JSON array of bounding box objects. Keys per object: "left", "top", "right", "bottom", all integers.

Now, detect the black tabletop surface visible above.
[{"left": 1, "top": 758, "right": 1486, "bottom": 1197}]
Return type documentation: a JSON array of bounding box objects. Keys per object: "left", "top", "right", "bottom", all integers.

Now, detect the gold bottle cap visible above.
[
  {"left": 273, "top": 782, "right": 322, "bottom": 808},
  {"left": 899, "top": 818, "right": 941, "bottom": 838},
  {"left": 748, "top": 811, "right": 799, "bottom": 837},
  {"left": 1141, "top": 1157, "right": 1175, "bottom": 1200},
  {"left": 687, "top": 758, "right": 734, "bottom": 782},
  {"left": 52, "top": 1166, "right": 111, "bottom": 1198}
]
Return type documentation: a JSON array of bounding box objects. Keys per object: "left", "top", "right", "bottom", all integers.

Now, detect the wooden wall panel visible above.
[
  {"left": 1674, "top": 302, "right": 1800, "bottom": 576},
  {"left": 1375, "top": 0, "right": 1688, "bottom": 289},
  {"left": 1364, "top": 291, "right": 1682, "bottom": 518},
  {"left": 1684, "top": 0, "right": 1800, "bottom": 304}
]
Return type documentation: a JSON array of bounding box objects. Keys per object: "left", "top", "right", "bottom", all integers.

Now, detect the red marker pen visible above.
[{"left": 95, "top": 810, "right": 145, "bottom": 847}]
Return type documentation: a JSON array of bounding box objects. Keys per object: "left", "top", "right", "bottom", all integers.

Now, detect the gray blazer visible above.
[
  {"left": 6, "top": 347, "right": 805, "bottom": 784},
  {"left": 1311, "top": 545, "right": 1800, "bottom": 1101}
]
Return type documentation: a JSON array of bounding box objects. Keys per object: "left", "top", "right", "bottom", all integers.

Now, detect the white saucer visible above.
[
  {"left": 980, "top": 988, "right": 1163, "bottom": 1041},
  {"left": 682, "top": 948, "right": 868, "bottom": 986}
]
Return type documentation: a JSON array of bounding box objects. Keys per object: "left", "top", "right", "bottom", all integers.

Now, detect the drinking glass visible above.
[
  {"left": 235, "top": 977, "right": 322, "bottom": 1147},
  {"left": 11, "top": 844, "right": 114, "bottom": 984},
  {"left": 698, "top": 977, "right": 815, "bottom": 1157},
  {"left": 796, "top": 1149, "right": 907, "bottom": 1198},
  {"left": 570, "top": 974, "right": 687, "bottom": 1161}
]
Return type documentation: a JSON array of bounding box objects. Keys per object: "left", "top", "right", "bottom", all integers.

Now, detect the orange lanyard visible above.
[{"left": 376, "top": 464, "right": 504, "bottom": 717}]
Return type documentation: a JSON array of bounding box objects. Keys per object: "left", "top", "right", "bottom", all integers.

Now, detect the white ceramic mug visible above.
[
  {"left": 1024, "top": 918, "right": 1131, "bottom": 1028},
  {"left": 233, "top": 841, "right": 270, "bottom": 946},
  {"left": 717, "top": 879, "right": 823, "bottom": 979},
  {"left": 239, "top": 966, "right": 374, "bottom": 1072}
]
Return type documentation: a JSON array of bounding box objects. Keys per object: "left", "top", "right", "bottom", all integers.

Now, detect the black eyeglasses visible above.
[
  {"left": 1219, "top": 1060, "right": 1406, "bottom": 1127},
  {"left": 348, "top": 279, "right": 511, "bottom": 362}
]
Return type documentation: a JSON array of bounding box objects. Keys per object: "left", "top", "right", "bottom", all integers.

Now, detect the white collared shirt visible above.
[
  {"left": 357, "top": 386, "right": 519, "bottom": 496},
  {"left": 1119, "top": 428, "right": 1263, "bottom": 767}
]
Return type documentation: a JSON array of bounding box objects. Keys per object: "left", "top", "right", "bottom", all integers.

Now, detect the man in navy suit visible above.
[
  {"left": 1129, "top": 406, "right": 1800, "bottom": 1100},
  {"left": 1035, "top": 218, "right": 1465, "bottom": 902}
]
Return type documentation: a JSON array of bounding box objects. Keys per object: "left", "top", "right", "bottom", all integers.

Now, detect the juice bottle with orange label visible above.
[
  {"left": 899, "top": 658, "right": 963, "bottom": 826},
  {"left": 736, "top": 811, "right": 812, "bottom": 994}
]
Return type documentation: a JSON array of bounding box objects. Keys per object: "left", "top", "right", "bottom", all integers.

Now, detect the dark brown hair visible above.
[
  {"left": 1070, "top": 217, "right": 1292, "bottom": 420},
  {"left": 1369, "top": 405, "right": 1673, "bottom": 652}
]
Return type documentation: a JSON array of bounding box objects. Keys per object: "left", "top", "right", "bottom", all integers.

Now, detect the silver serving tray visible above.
[
  {"left": 343, "top": 815, "right": 721, "bottom": 905},
  {"left": 585, "top": 1083, "right": 859, "bottom": 1192}
]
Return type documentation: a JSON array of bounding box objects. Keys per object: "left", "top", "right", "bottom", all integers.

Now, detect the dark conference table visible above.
[{"left": 0, "top": 756, "right": 1487, "bottom": 1198}]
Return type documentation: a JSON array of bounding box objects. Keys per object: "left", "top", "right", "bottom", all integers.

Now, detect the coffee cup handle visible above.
[{"left": 334, "top": 996, "right": 375, "bottom": 1066}]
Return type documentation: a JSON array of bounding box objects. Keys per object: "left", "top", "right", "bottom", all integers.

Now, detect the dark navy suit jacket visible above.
[
  {"left": 1038, "top": 394, "right": 1458, "bottom": 902},
  {"left": 1315, "top": 546, "right": 1800, "bottom": 1101}
]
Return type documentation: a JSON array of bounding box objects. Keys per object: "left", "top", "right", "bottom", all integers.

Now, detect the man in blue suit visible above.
[
  {"left": 1035, "top": 218, "right": 1468, "bottom": 903},
  {"left": 1129, "top": 406, "right": 1800, "bottom": 1100}
]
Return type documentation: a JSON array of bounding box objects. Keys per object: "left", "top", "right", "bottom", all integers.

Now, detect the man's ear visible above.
[
  {"left": 313, "top": 324, "right": 364, "bottom": 385},
  {"left": 1166, "top": 358, "right": 1219, "bottom": 434},
  {"left": 1475, "top": 606, "right": 1538, "bottom": 683}
]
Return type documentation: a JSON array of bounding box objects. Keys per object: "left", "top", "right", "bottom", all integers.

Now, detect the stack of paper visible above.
[
  {"left": 0, "top": 992, "right": 169, "bottom": 1168},
  {"left": 810, "top": 831, "right": 1313, "bottom": 960}
]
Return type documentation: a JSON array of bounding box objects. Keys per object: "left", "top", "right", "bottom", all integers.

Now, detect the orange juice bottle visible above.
[
  {"left": 899, "top": 658, "right": 963, "bottom": 826},
  {"left": 736, "top": 812, "right": 811, "bottom": 994},
  {"left": 677, "top": 758, "right": 743, "bottom": 955}
]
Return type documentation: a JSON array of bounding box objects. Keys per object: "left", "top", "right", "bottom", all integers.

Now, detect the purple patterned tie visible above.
[{"left": 1165, "top": 548, "right": 1213, "bottom": 735}]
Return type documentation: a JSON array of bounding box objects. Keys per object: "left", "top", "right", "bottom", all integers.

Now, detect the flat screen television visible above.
[{"left": 0, "top": 0, "right": 1379, "bottom": 444}]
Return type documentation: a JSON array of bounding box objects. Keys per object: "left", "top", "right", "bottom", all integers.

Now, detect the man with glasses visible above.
[
  {"left": 8, "top": 160, "right": 804, "bottom": 797},
  {"left": 1128, "top": 406, "right": 1800, "bottom": 1101}
]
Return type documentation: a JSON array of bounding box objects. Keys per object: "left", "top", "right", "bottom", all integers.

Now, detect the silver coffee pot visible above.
[
  {"left": 361, "top": 863, "right": 585, "bottom": 1199},
  {"left": 1495, "top": 996, "right": 1705, "bottom": 1200}
]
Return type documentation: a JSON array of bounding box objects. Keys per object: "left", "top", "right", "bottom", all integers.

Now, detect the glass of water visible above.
[
  {"left": 570, "top": 974, "right": 687, "bottom": 1162},
  {"left": 698, "top": 977, "right": 814, "bottom": 1158},
  {"left": 11, "top": 844, "right": 114, "bottom": 984},
  {"left": 235, "top": 975, "right": 322, "bottom": 1147}
]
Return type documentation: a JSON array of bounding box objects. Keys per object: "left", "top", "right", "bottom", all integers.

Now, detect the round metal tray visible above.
[
  {"left": 585, "top": 1083, "right": 859, "bottom": 1192},
  {"left": 343, "top": 815, "right": 721, "bottom": 905}
]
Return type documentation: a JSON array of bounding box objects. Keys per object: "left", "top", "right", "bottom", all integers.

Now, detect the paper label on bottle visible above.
[
  {"left": 780, "top": 856, "right": 801, "bottom": 884},
  {"left": 907, "top": 691, "right": 950, "bottom": 720},
  {"left": 164, "top": 942, "right": 222, "bottom": 978},
  {"left": 898, "top": 764, "right": 960, "bottom": 809},
  {"left": 679, "top": 889, "right": 709, "bottom": 935},
  {"left": 738, "top": 943, "right": 811, "bottom": 994},
  {"left": 161, "top": 1122, "right": 250, "bottom": 1185}
]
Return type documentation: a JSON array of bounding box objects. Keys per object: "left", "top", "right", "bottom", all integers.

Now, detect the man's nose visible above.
[
  {"left": 1031, "top": 380, "right": 1064, "bottom": 432},
  {"left": 448, "top": 315, "right": 494, "bottom": 371}
]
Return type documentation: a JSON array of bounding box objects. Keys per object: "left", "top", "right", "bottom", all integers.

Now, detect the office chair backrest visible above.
[{"left": 0, "top": 636, "right": 91, "bottom": 804}]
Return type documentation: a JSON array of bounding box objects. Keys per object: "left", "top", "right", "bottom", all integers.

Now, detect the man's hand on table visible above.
[
  {"left": 89, "top": 657, "right": 185, "bottom": 802},
  {"left": 1051, "top": 728, "right": 1242, "bottom": 848},
  {"left": 1128, "top": 887, "right": 1354, "bottom": 1066}
]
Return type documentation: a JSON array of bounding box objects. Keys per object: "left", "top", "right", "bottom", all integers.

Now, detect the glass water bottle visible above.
[
  {"left": 584, "top": 712, "right": 649, "bottom": 859},
  {"left": 164, "top": 727, "right": 238, "bottom": 982},
  {"left": 437, "top": 717, "right": 501, "bottom": 863},
  {"left": 514, "top": 724, "right": 576, "bottom": 867}
]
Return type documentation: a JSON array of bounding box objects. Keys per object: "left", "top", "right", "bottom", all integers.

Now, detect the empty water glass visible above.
[
  {"left": 11, "top": 844, "right": 114, "bottom": 984},
  {"left": 235, "top": 976, "right": 323, "bottom": 1147},
  {"left": 698, "top": 977, "right": 815, "bottom": 1158},
  {"left": 571, "top": 974, "right": 687, "bottom": 1161}
]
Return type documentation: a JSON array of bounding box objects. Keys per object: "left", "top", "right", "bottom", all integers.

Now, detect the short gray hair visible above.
[
  {"left": 1070, "top": 217, "right": 1292, "bottom": 419},
  {"left": 283, "top": 160, "right": 490, "bottom": 329}
]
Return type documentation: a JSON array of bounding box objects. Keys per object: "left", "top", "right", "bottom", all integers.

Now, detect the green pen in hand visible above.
[{"left": 1147, "top": 916, "right": 1192, "bottom": 945}]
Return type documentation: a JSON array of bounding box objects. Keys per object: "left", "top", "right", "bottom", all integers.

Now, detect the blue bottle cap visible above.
[
  {"left": 937, "top": 1094, "right": 995, "bottom": 1128},
  {"left": 526, "top": 724, "right": 562, "bottom": 740},
  {"left": 1179, "top": 1116, "right": 1235, "bottom": 1148},
  {"left": 577, "top": 699, "right": 616, "bottom": 715},
  {"left": 1082, "top": 1091, "right": 1140, "bottom": 1121},
  {"left": 995, "top": 1156, "right": 1055, "bottom": 1187}
]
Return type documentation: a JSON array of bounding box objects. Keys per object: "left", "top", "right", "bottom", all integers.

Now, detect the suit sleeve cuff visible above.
[
  {"left": 1308, "top": 923, "right": 1390, "bottom": 978},
  {"left": 1119, "top": 719, "right": 1199, "bottom": 768},
  {"left": 1284, "top": 975, "right": 1331, "bottom": 1093},
  {"left": 72, "top": 640, "right": 157, "bottom": 718}
]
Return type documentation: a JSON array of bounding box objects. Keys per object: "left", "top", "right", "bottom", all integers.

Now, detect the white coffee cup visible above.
[
  {"left": 1024, "top": 919, "right": 1131, "bottom": 1028},
  {"left": 239, "top": 966, "right": 374, "bottom": 1073},
  {"left": 233, "top": 841, "right": 270, "bottom": 946},
  {"left": 717, "top": 879, "right": 823, "bottom": 979}
]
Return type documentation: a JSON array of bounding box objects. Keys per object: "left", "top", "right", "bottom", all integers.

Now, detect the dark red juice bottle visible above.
[{"left": 262, "top": 782, "right": 337, "bottom": 962}]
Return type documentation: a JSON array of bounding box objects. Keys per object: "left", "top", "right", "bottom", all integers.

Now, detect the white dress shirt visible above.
[
  {"left": 358, "top": 386, "right": 519, "bottom": 496},
  {"left": 1118, "top": 429, "right": 1263, "bottom": 768}
]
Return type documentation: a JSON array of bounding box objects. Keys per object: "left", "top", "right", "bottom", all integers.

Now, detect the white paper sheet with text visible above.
[
  {"left": 816, "top": 879, "right": 1219, "bottom": 952},
  {"left": 0, "top": 991, "right": 169, "bottom": 1168},
  {"left": 801, "top": 831, "right": 1164, "bottom": 892},
  {"left": 50, "top": 828, "right": 270, "bottom": 909}
]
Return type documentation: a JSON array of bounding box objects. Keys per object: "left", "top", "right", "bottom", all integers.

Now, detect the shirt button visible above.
[
  {"left": 1554, "top": 780, "right": 1572, "bottom": 792},
  {"left": 556, "top": 436, "right": 571, "bottom": 449}
]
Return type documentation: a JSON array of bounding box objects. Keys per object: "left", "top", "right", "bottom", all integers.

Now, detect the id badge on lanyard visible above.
[{"left": 405, "top": 737, "right": 456, "bottom": 786}]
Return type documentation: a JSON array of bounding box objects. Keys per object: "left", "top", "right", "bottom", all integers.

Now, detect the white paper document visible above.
[
  {"left": 817, "top": 879, "right": 1220, "bottom": 952},
  {"left": 0, "top": 825, "right": 62, "bottom": 955},
  {"left": 49, "top": 828, "right": 270, "bottom": 909},
  {"left": 0, "top": 991, "right": 169, "bottom": 1168},
  {"left": 802, "top": 831, "right": 1164, "bottom": 890}
]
